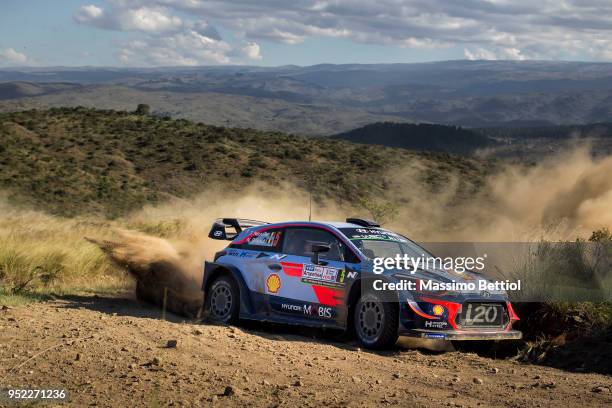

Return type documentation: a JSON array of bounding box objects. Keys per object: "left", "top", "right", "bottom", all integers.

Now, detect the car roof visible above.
[{"left": 254, "top": 221, "right": 384, "bottom": 230}]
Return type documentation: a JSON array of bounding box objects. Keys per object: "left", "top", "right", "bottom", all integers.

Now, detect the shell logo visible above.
[
  {"left": 266, "top": 273, "right": 281, "bottom": 293},
  {"left": 432, "top": 304, "right": 445, "bottom": 316}
]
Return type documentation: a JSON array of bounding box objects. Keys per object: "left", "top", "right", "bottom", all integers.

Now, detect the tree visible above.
[
  {"left": 357, "top": 196, "right": 399, "bottom": 225},
  {"left": 135, "top": 104, "right": 151, "bottom": 116}
]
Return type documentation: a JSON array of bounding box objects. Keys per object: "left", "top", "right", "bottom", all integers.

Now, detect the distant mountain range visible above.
[
  {"left": 332, "top": 121, "right": 612, "bottom": 158},
  {"left": 332, "top": 122, "right": 494, "bottom": 155},
  {"left": 2, "top": 61, "right": 612, "bottom": 135}
]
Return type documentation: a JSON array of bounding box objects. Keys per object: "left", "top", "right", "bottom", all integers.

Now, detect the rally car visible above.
[{"left": 203, "top": 218, "right": 521, "bottom": 349}]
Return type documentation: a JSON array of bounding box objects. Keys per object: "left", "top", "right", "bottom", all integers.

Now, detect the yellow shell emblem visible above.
[
  {"left": 266, "top": 273, "right": 281, "bottom": 293},
  {"left": 432, "top": 304, "right": 445, "bottom": 316}
]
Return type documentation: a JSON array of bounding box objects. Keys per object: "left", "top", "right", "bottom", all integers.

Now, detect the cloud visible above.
[
  {"left": 240, "top": 42, "right": 262, "bottom": 60},
  {"left": 76, "top": 0, "right": 612, "bottom": 63},
  {"left": 117, "top": 31, "right": 232, "bottom": 65},
  {"left": 75, "top": 2, "right": 261, "bottom": 65},
  {"left": 0, "top": 48, "right": 28, "bottom": 65},
  {"left": 74, "top": 4, "right": 105, "bottom": 23},
  {"left": 75, "top": 4, "right": 182, "bottom": 32},
  {"left": 464, "top": 47, "right": 526, "bottom": 61}
]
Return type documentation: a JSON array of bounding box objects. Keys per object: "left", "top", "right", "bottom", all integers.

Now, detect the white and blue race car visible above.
[{"left": 204, "top": 218, "right": 521, "bottom": 349}]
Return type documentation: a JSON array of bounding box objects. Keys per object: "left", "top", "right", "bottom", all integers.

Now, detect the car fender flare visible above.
[
  {"left": 203, "top": 261, "right": 255, "bottom": 315},
  {"left": 345, "top": 275, "right": 400, "bottom": 327}
]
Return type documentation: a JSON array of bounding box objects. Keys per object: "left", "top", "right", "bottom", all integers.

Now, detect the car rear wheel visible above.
[
  {"left": 354, "top": 293, "right": 398, "bottom": 349},
  {"left": 205, "top": 275, "right": 239, "bottom": 324}
]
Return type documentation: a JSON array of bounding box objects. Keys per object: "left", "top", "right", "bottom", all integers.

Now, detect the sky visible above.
[{"left": 1, "top": 0, "right": 612, "bottom": 67}]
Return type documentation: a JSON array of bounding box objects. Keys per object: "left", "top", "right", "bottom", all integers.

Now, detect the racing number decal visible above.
[{"left": 464, "top": 304, "right": 499, "bottom": 324}]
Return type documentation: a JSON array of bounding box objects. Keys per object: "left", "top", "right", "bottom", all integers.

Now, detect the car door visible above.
[
  {"left": 228, "top": 227, "right": 286, "bottom": 309},
  {"left": 268, "top": 227, "right": 358, "bottom": 327}
]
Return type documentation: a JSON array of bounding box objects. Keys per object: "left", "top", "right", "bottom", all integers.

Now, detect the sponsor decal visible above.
[
  {"left": 213, "top": 230, "right": 223, "bottom": 237},
  {"left": 249, "top": 231, "right": 282, "bottom": 247},
  {"left": 301, "top": 264, "right": 345, "bottom": 288},
  {"left": 424, "top": 320, "right": 448, "bottom": 329},
  {"left": 348, "top": 228, "right": 408, "bottom": 243},
  {"left": 266, "top": 273, "right": 281, "bottom": 293},
  {"left": 227, "top": 249, "right": 256, "bottom": 258},
  {"left": 270, "top": 254, "right": 288, "bottom": 260},
  {"left": 346, "top": 271, "right": 358, "bottom": 279},
  {"left": 424, "top": 332, "right": 446, "bottom": 339},
  {"left": 281, "top": 303, "right": 302, "bottom": 312},
  {"left": 432, "top": 305, "right": 445, "bottom": 316},
  {"left": 280, "top": 303, "right": 334, "bottom": 319}
]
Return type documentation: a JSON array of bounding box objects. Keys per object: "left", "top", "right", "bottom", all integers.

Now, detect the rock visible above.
[
  {"left": 352, "top": 376, "right": 361, "bottom": 383},
  {"left": 193, "top": 329, "right": 204, "bottom": 335},
  {"left": 128, "top": 363, "right": 136, "bottom": 369},
  {"left": 393, "top": 373, "right": 401, "bottom": 379},
  {"left": 75, "top": 353, "right": 81, "bottom": 361},
  {"left": 223, "top": 386, "right": 235, "bottom": 397},
  {"left": 592, "top": 386, "right": 610, "bottom": 394},
  {"left": 375, "top": 379, "right": 382, "bottom": 385},
  {"left": 166, "top": 340, "right": 178, "bottom": 348},
  {"left": 534, "top": 375, "right": 541, "bottom": 380},
  {"left": 473, "top": 378, "right": 483, "bottom": 385},
  {"left": 152, "top": 357, "right": 162, "bottom": 366},
  {"left": 491, "top": 368, "right": 499, "bottom": 374},
  {"left": 294, "top": 380, "right": 303, "bottom": 387},
  {"left": 262, "top": 380, "right": 270, "bottom": 386}
]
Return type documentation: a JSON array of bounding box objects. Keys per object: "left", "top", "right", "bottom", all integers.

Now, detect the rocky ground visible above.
[{"left": 1, "top": 295, "right": 610, "bottom": 407}]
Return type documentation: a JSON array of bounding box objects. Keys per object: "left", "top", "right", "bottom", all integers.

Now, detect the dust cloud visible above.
[
  {"left": 88, "top": 182, "right": 347, "bottom": 315},
  {"left": 388, "top": 146, "right": 612, "bottom": 241},
  {"left": 87, "top": 147, "right": 612, "bottom": 314}
]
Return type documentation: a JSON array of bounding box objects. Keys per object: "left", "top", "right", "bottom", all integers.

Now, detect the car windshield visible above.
[{"left": 339, "top": 227, "right": 433, "bottom": 259}]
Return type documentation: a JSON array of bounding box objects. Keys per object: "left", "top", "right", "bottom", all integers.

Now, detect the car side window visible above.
[
  {"left": 283, "top": 228, "right": 345, "bottom": 262},
  {"left": 238, "top": 228, "right": 284, "bottom": 252}
]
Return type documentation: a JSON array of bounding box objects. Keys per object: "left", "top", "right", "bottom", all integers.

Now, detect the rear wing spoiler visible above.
[{"left": 208, "top": 218, "right": 269, "bottom": 241}]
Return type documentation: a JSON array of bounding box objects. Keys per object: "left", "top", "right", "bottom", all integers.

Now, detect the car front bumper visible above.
[{"left": 403, "top": 329, "right": 523, "bottom": 341}]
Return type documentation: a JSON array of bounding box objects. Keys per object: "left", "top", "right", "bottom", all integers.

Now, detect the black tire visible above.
[
  {"left": 353, "top": 293, "right": 398, "bottom": 349},
  {"left": 204, "top": 275, "right": 240, "bottom": 324}
]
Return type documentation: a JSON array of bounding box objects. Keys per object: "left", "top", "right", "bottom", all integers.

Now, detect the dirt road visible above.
[{"left": 1, "top": 295, "right": 610, "bottom": 407}]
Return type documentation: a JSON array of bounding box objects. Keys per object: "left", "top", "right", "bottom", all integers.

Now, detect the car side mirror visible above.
[{"left": 310, "top": 244, "right": 330, "bottom": 265}]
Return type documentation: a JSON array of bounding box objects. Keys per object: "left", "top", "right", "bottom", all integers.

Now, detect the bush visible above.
[{"left": 135, "top": 104, "right": 151, "bottom": 116}]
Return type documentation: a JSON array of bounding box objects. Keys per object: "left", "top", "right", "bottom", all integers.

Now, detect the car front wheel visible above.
[
  {"left": 354, "top": 293, "right": 398, "bottom": 349},
  {"left": 205, "top": 275, "right": 239, "bottom": 324}
]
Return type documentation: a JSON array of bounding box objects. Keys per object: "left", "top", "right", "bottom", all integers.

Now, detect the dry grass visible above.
[{"left": 0, "top": 208, "right": 132, "bottom": 304}]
